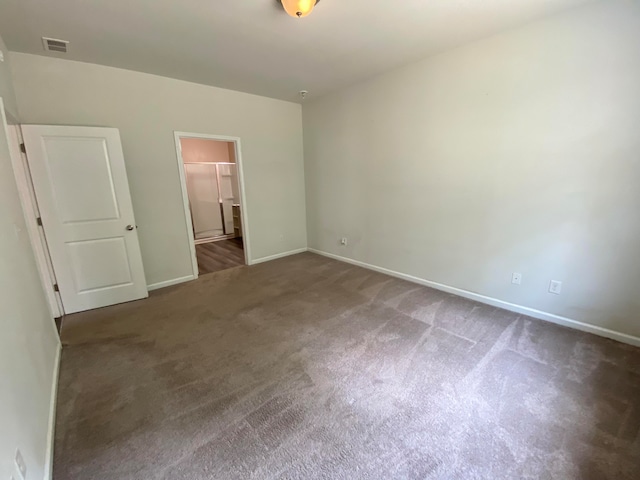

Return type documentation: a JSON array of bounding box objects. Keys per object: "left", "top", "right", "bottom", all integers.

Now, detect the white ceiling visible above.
[{"left": 0, "top": 0, "right": 595, "bottom": 102}]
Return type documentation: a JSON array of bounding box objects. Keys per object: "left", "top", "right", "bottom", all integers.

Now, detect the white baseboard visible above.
[
  {"left": 308, "top": 248, "right": 640, "bottom": 348},
  {"left": 147, "top": 275, "right": 195, "bottom": 291},
  {"left": 250, "top": 247, "right": 308, "bottom": 265},
  {"left": 44, "top": 342, "right": 62, "bottom": 480}
]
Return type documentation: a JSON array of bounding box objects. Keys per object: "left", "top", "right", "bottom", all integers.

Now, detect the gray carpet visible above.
[{"left": 54, "top": 253, "right": 640, "bottom": 479}]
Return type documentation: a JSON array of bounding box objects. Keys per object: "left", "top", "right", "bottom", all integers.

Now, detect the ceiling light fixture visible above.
[{"left": 280, "top": 0, "right": 319, "bottom": 18}]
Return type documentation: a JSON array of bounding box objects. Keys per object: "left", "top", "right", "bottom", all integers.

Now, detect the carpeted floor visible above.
[{"left": 54, "top": 253, "right": 640, "bottom": 479}]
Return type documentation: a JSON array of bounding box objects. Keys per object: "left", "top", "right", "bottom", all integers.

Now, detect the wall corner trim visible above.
[
  {"left": 147, "top": 275, "right": 195, "bottom": 291},
  {"left": 44, "top": 343, "right": 62, "bottom": 480},
  {"left": 308, "top": 248, "right": 640, "bottom": 348},
  {"left": 249, "top": 247, "right": 308, "bottom": 265}
]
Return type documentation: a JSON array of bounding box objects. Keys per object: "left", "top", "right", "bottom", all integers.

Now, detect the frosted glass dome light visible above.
[{"left": 281, "top": 0, "right": 318, "bottom": 18}]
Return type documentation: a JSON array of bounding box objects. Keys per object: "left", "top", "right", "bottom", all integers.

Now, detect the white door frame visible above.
[
  {"left": 2, "top": 100, "right": 63, "bottom": 318},
  {"left": 174, "top": 132, "right": 251, "bottom": 278}
]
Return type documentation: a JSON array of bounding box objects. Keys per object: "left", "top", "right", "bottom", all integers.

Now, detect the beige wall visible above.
[
  {"left": 0, "top": 35, "right": 60, "bottom": 480},
  {"left": 303, "top": 1, "right": 640, "bottom": 340},
  {"left": 10, "top": 54, "right": 307, "bottom": 285},
  {"left": 181, "top": 138, "right": 234, "bottom": 164}
]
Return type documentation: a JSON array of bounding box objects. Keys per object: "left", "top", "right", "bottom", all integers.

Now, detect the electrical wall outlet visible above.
[
  {"left": 549, "top": 280, "right": 562, "bottom": 295},
  {"left": 340, "top": 237, "right": 348, "bottom": 246},
  {"left": 511, "top": 273, "right": 522, "bottom": 285},
  {"left": 15, "top": 449, "right": 26, "bottom": 479}
]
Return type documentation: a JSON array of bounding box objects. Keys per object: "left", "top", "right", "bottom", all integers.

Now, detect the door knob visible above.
[{"left": 126, "top": 225, "right": 135, "bottom": 231}]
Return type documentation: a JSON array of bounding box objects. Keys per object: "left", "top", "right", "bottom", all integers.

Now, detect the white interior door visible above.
[{"left": 21, "top": 125, "right": 148, "bottom": 314}]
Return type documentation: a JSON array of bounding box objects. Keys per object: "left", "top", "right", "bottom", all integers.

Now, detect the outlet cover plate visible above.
[{"left": 549, "top": 280, "right": 562, "bottom": 295}]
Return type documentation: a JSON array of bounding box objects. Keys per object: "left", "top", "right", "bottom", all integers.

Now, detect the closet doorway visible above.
[{"left": 175, "top": 133, "right": 249, "bottom": 277}]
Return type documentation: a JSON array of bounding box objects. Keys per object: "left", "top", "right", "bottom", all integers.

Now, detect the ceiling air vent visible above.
[{"left": 42, "top": 37, "right": 69, "bottom": 53}]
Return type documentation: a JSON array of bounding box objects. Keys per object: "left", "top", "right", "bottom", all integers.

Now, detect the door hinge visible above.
[
  {"left": 37, "top": 217, "right": 43, "bottom": 226},
  {"left": 20, "top": 143, "right": 26, "bottom": 154},
  {"left": 53, "top": 284, "right": 59, "bottom": 292}
]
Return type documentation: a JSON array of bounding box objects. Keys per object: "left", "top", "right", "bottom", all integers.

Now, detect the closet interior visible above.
[{"left": 180, "top": 137, "right": 245, "bottom": 275}]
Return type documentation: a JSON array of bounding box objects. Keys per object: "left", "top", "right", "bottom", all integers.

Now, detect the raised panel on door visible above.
[
  {"left": 44, "top": 137, "right": 121, "bottom": 224},
  {"left": 21, "top": 125, "right": 148, "bottom": 314},
  {"left": 67, "top": 237, "right": 133, "bottom": 292}
]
